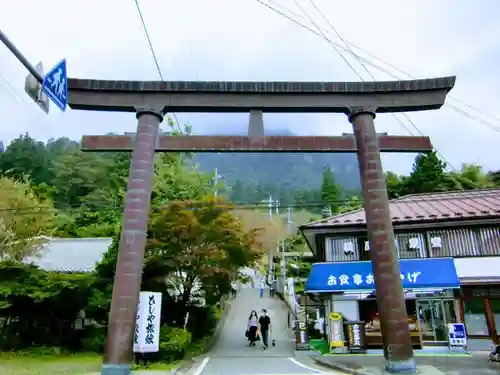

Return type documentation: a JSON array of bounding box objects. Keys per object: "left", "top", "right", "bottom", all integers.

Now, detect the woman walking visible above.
[{"left": 247, "top": 310, "right": 259, "bottom": 346}]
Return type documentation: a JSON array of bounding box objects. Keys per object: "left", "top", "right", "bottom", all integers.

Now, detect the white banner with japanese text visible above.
[{"left": 133, "top": 291, "right": 162, "bottom": 353}]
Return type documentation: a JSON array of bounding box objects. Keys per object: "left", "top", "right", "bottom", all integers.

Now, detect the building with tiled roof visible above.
[
  {"left": 300, "top": 188, "right": 500, "bottom": 352},
  {"left": 308, "top": 188, "right": 500, "bottom": 228},
  {"left": 24, "top": 237, "right": 112, "bottom": 273}
]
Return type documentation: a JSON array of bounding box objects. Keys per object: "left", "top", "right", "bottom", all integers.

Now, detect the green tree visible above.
[
  {"left": 450, "top": 164, "right": 495, "bottom": 190},
  {"left": 321, "top": 167, "right": 341, "bottom": 215},
  {"left": 0, "top": 262, "right": 92, "bottom": 349},
  {"left": 403, "top": 151, "right": 456, "bottom": 195},
  {"left": 386, "top": 171, "right": 405, "bottom": 199},
  {"left": 147, "top": 196, "right": 261, "bottom": 304},
  {"left": 0, "top": 177, "right": 55, "bottom": 262},
  {"left": 338, "top": 195, "right": 363, "bottom": 213},
  {"left": 489, "top": 170, "right": 500, "bottom": 186},
  {"left": 0, "top": 134, "right": 51, "bottom": 186}
]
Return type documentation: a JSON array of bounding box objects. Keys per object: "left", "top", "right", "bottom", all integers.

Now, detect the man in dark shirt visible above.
[{"left": 259, "top": 309, "right": 271, "bottom": 349}]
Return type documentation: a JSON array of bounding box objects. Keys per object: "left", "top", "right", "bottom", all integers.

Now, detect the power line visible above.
[
  {"left": 133, "top": 0, "right": 205, "bottom": 183},
  {"left": 258, "top": 0, "right": 458, "bottom": 170},
  {"left": 289, "top": 0, "right": 448, "bottom": 162},
  {"left": 0, "top": 198, "right": 363, "bottom": 214},
  {"left": 133, "top": 0, "right": 182, "bottom": 132},
  {"left": 257, "top": 0, "right": 500, "bottom": 134},
  {"left": 303, "top": 0, "right": 458, "bottom": 170}
]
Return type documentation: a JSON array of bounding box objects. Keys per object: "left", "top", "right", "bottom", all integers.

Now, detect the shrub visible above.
[
  {"left": 80, "top": 325, "right": 107, "bottom": 353},
  {"left": 156, "top": 326, "right": 191, "bottom": 362},
  {"left": 186, "top": 306, "right": 217, "bottom": 340}
]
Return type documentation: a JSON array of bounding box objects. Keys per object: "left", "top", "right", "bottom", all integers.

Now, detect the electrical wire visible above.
[
  {"left": 0, "top": 198, "right": 363, "bottom": 214},
  {"left": 263, "top": 0, "right": 500, "bottom": 132},
  {"left": 133, "top": 0, "right": 205, "bottom": 182},
  {"left": 273, "top": 0, "right": 456, "bottom": 170},
  {"left": 133, "top": 0, "right": 182, "bottom": 132},
  {"left": 306, "top": 0, "right": 457, "bottom": 169}
]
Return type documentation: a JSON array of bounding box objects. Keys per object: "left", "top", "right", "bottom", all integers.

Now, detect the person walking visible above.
[
  {"left": 269, "top": 278, "right": 277, "bottom": 297},
  {"left": 231, "top": 281, "right": 238, "bottom": 299},
  {"left": 259, "top": 276, "right": 265, "bottom": 298},
  {"left": 247, "top": 310, "right": 259, "bottom": 346},
  {"left": 259, "top": 309, "right": 271, "bottom": 349}
]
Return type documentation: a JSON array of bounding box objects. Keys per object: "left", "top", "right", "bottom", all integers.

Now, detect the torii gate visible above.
[{"left": 69, "top": 76, "right": 455, "bottom": 375}]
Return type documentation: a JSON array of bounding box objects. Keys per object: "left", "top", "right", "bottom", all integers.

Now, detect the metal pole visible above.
[
  {"left": 268, "top": 193, "right": 273, "bottom": 218},
  {"left": 287, "top": 207, "right": 292, "bottom": 234},
  {"left": 0, "top": 29, "right": 43, "bottom": 83},
  {"left": 213, "top": 167, "right": 219, "bottom": 197},
  {"left": 282, "top": 239, "right": 286, "bottom": 282}
]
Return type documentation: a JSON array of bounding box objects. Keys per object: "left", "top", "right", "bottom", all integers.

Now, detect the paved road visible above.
[{"left": 197, "top": 273, "right": 335, "bottom": 375}]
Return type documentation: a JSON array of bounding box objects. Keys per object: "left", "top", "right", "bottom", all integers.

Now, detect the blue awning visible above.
[{"left": 305, "top": 258, "right": 460, "bottom": 293}]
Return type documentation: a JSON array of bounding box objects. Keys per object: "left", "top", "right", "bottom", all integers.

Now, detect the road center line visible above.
[{"left": 192, "top": 357, "right": 211, "bottom": 375}]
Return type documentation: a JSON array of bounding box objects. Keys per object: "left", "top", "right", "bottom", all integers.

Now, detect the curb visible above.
[
  {"left": 171, "top": 364, "right": 182, "bottom": 375},
  {"left": 313, "top": 357, "right": 368, "bottom": 375}
]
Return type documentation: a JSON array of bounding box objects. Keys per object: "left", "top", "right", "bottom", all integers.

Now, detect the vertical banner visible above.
[
  {"left": 133, "top": 292, "right": 162, "bottom": 353},
  {"left": 344, "top": 321, "right": 367, "bottom": 353},
  {"left": 287, "top": 277, "right": 295, "bottom": 296},
  {"left": 328, "top": 312, "right": 344, "bottom": 353}
]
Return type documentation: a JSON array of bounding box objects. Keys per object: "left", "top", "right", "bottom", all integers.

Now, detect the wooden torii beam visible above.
[{"left": 81, "top": 134, "right": 433, "bottom": 153}]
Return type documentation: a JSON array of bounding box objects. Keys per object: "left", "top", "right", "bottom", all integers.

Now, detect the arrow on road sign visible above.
[{"left": 42, "top": 59, "right": 67, "bottom": 112}]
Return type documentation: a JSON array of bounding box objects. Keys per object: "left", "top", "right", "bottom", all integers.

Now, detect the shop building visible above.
[{"left": 300, "top": 188, "right": 500, "bottom": 351}]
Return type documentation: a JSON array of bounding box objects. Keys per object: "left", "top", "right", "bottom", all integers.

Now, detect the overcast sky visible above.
[{"left": 1, "top": 0, "right": 500, "bottom": 175}]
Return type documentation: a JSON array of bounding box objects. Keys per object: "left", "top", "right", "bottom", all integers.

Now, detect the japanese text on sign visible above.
[
  {"left": 448, "top": 323, "right": 467, "bottom": 347},
  {"left": 327, "top": 272, "right": 422, "bottom": 287},
  {"left": 133, "top": 292, "right": 162, "bottom": 353},
  {"left": 145, "top": 295, "right": 156, "bottom": 345}
]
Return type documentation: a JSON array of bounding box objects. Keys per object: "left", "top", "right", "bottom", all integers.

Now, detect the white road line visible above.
[
  {"left": 192, "top": 357, "right": 211, "bottom": 375},
  {"left": 288, "top": 357, "right": 323, "bottom": 373}
]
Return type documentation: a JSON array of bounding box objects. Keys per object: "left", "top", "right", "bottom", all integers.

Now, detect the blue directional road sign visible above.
[{"left": 42, "top": 59, "right": 68, "bottom": 112}]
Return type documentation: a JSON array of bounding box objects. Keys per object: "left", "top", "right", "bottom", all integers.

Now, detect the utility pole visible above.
[
  {"left": 268, "top": 193, "right": 274, "bottom": 218},
  {"left": 287, "top": 206, "right": 292, "bottom": 234},
  {"left": 282, "top": 239, "right": 286, "bottom": 282},
  {"left": 212, "top": 167, "right": 222, "bottom": 197}
]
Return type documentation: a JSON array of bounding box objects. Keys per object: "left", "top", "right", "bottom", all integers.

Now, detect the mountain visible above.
[{"left": 191, "top": 128, "right": 361, "bottom": 192}]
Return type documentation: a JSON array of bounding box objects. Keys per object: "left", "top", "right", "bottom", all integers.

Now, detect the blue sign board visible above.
[
  {"left": 305, "top": 258, "right": 460, "bottom": 292},
  {"left": 42, "top": 59, "right": 68, "bottom": 112},
  {"left": 448, "top": 323, "right": 467, "bottom": 346}
]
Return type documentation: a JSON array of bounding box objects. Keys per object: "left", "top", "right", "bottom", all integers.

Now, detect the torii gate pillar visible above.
[
  {"left": 101, "top": 107, "right": 163, "bottom": 375},
  {"left": 349, "top": 106, "right": 415, "bottom": 373}
]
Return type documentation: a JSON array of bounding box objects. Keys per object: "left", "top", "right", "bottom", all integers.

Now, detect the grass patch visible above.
[
  {"left": 0, "top": 351, "right": 179, "bottom": 375},
  {"left": 0, "top": 352, "right": 101, "bottom": 375}
]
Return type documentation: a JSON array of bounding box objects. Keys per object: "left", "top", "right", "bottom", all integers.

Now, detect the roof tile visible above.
[
  {"left": 307, "top": 188, "right": 500, "bottom": 228},
  {"left": 24, "top": 237, "right": 113, "bottom": 272}
]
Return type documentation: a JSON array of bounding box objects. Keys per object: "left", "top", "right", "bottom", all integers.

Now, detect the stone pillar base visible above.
[
  {"left": 386, "top": 357, "right": 417, "bottom": 374},
  {"left": 101, "top": 363, "right": 132, "bottom": 375}
]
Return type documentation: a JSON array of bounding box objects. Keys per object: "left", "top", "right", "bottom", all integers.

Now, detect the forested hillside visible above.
[{"left": 0, "top": 123, "right": 499, "bottom": 239}]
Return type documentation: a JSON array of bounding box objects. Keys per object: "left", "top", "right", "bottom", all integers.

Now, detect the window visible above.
[
  {"left": 478, "top": 228, "right": 500, "bottom": 256},
  {"left": 488, "top": 300, "right": 500, "bottom": 334},
  {"left": 463, "top": 300, "right": 489, "bottom": 336},
  {"left": 427, "top": 229, "right": 478, "bottom": 257},
  {"left": 395, "top": 232, "right": 427, "bottom": 259},
  {"left": 326, "top": 237, "right": 360, "bottom": 262}
]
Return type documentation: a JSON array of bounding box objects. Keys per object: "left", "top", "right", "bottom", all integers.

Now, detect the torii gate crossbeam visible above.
[
  {"left": 80, "top": 135, "right": 433, "bottom": 153},
  {"left": 68, "top": 76, "right": 455, "bottom": 375}
]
